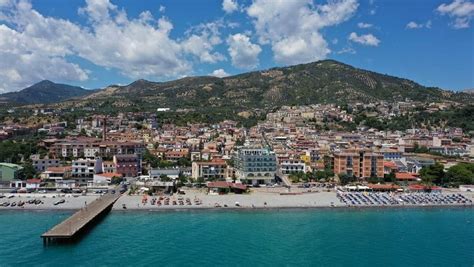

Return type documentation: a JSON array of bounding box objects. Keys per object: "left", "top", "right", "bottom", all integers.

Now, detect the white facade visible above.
[
  {"left": 280, "top": 160, "right": 307, "bottom": 174},
  {"left": 71, "top": 158, "right": 103, "bottom": 183},
  {"left": 30, "top": 155, "right": 60, "bottom": 172}
]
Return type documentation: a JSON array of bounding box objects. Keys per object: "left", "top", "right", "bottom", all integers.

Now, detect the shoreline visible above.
[
  {"left": 1, "top": 203, "right": 472, "bottom": 213},
  {"left": 1, "top": 190, "right": 472, "bottom": 212}
]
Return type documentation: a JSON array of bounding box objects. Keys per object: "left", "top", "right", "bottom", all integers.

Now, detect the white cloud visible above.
[
  {"left": 407, "top": 21, "right": 422, "bottom": 29},
  {"left": 337, "top": 47, "right": 356, "bottom": 54},
  {"left": 357, "top": 22, "right": 373, "bottom": 28},
  {"left": 437, "top": 0, "right": 474, "bottom": 29},
  {"left": 159, "top": 5, "right": 165, "bottom": 12},
  {"left": 210, "top": 69, "right": 230, "bottom": 77},
  {"left": 348, "top": 32, "right": 380, "bottom": 46},
  {"left": 227, "top": 33, "right": 261, "bottom": 69},
  {"left": 0, "top": 3, "right": 89, "bottom": 92},
  {"left": 182, "top": 21, "right": 226, "bottom": 63},
  {"left": 247, "top": 0, "right": 358, "bottom": 65},
  {"left": 222, "top": 0, "right": 239, "bottom": 14},
  {"left": 0, "top": 0, "right": 229, "bottom": 92},
  {"left": 406, "top": 20, "right": 432, "bottom": 29}
]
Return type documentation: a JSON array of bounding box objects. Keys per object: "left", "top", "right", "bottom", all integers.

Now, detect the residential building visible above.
[
  {"left": 280, "top": 159, "right": 307, "bottom": 174},
  {"left": 30, "top": 154, "right": 60, "bottom": 172},
  {"left": 102, "top": 161, "right": 116, "bottom": 173},
  {"left": 333, "top": 150, "right": 384, "bottom": 178},
  {"left": 406, "top": 157, "right": 435, "bottom": 174},
  {"left": 149, "top": 168, "right": 181, "bottom": 180},
  {"left": 41, "top": 166, "right": 72, "bottom": 181},
  {"left": 234, "top": 147, "right": 277, "bottom": 185},
  {"left": 191, "top": 159, "right": 228, "bottom": 180},
  {"left": 114, "top": 154, "right": 141, "bottom": 177},
  {"left": 71, "top": 158, "right": 103, "bottom": 184}
]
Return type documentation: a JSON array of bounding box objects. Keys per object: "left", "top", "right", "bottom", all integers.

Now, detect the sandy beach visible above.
[
  {"left": 0, "top": 193, "right": 99, "bottom": 210},
  {"left": 1, "top": 189, "right": 473, "bottom": 211},
  {"left": 112, "top": 190, "right": 344, "bottom": 210}
]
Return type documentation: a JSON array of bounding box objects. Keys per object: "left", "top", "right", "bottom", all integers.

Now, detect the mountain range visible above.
[
  {"left": 2, "top": 60, "right": 473, "bottom": 113},
  {"left": 0, "top": 80, "right": 94, "bottom": 104}
]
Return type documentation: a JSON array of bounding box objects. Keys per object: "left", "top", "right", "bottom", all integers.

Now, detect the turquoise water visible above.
[{"left": 0, "top": 209, "right": 473, "bottom": 266}]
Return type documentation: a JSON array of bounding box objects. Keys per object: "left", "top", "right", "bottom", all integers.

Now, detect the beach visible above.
[{"left": 2, "top": 188, "right": 472, "bottom": 211}]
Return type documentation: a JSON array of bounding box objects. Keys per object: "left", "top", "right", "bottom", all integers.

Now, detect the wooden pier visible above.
[{"left": 42, "top": 192, "right": 120, "bottom": 244}]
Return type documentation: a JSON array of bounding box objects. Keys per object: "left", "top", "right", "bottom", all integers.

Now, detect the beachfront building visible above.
[
  {"left": 333, "top": 150, "right": 384, "bottom": 178},
  {"left": 102, "top": 161, "right": 116, "bottom": 173},
  {"left": 93, "top": 172, "right": 122, "bottom": 185},
  {"left": 41, "top": 166, "right": 72, "bottom": 181},
  {"left": 71, "top": 158, "right": 103, "bottom": 184},
  {"left": 279, "top": 159, "right": 307, "bottom": 174},
  {"left": 191, "top": 159, "right": 228, "bottom": 180},
  {"left": 0, "top": 163, "right": 23, "bottom": 185},
  {"left": 30, "top": 154, "right": 60, "bottom": 172},
  {"left": 114, "top": 154, "right": 141, "bottom": 177},
  {"left": 234, "top": 147, "right": 277, "bottom": 185},
  {"left": 149, "top": 168, "right": 181, "bottom": 180}
]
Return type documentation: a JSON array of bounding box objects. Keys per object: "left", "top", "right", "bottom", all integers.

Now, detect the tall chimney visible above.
[{"left": 102, "top": 117, "right": 107, "bottom": 141}]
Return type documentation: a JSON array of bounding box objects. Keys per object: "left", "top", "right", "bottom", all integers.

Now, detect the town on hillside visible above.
[{"left": 0, "top": 101, "right": 473, "bottom": 209}]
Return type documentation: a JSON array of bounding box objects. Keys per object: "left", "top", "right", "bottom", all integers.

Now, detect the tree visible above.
[
  {"left": 143, "top": 149, "right": 160, "bottom": 168},
  {"left": 21, "top": 162, "right": 37, "bottom": 179},
  {"left": 160, "top": 174, "right": 171, "bottom": 182},
  {"left": 177, "top": 157, "right": 191, "bottom": 167},
  {"left": 177, "top": 173, "right": 188, "bottom": 186},
  {"left": 413, "top": 142, "right": 429, "bottom": 153},
  {"left": 445, "top": 163, "right": 474, "bottom": 185},
  {"left": 196, "top": 177, "right": 205, "bottom": 184},
  {"left": 79, "top": 128, "right": 87, "bottom": 136},
  {"left": 339, "top": 173, "right": 356, "bottom": 185},
  {"left": 111, "top": 176, "right": 124, "bottom": 185},
  {"left": 384, "top": 172, "right": 396, "bottom": 183},
  {"left": 419, "top": 163, "right": 445, "bottom": 185}
]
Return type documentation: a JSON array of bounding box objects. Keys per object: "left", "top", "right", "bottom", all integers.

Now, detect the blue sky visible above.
[{"left": 0, "top": 0, "right": 473, "bottom": 93}]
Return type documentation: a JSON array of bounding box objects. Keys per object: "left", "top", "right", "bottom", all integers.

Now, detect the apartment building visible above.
[
  {"left": 114, "top": 154, "right": 141, "bottom": 177},
  {"left": 333, "top": 150, "right": 384, "bottom": 178},
  {"left": 71, "top": 158, "right": 103, "bottom": 184},
  {"left": 280, "top": 159, "right": 307, "bottom": 174},
  {"left": 234, "top": 147, "right": 277, "bottom": 185},
  {"left": 191, "top": 159, "right": 228, "bottom": 180},
  {"left": 30, "top": 155, "right": 60, "bottom": 172}
]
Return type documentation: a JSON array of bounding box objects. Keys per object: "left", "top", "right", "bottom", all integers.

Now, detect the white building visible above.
[
  {"left": 71, "top": 158, "right": 103, "bottom": 184},
  {"left": 234, "top": 148, "right": 277, "bottom": 185},
  {"left": 280, "top": 160, "right": 307, "bottom": 174},
  {"left": 30, "top": 154, "right": 60, "bottom": 172}
]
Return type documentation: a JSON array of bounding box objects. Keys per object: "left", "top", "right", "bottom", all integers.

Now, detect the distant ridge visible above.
[
  {"left": 78, "top": 59, "right": 473, "bottom": 112},
  {"left": 0, "top": 80, "right": 94, "bottom": 104},
  {"left": 3, "top": 60, "right": 473, "bottom": 109}
]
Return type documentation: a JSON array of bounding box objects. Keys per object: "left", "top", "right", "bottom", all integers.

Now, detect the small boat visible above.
[{"left": 122, "top": 204, "right": 127, "bottom": 209}]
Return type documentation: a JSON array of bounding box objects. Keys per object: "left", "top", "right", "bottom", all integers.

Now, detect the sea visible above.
[{"left": 0, "top": 208, "right": 472, "bottom": 266}]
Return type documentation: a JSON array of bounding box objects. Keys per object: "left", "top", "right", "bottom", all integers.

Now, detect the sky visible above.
[{"left": 0, "top": 0, "right": 473, "bottom": 93}]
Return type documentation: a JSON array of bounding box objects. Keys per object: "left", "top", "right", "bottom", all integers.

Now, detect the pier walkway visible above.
[{"left": 41, "top": 192, "right": 120, "bottom": 244}]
